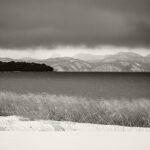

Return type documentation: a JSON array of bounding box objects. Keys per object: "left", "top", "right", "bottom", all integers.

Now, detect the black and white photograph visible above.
[{"left": 0, "top": 0, "right": 150, "bottom": 149}]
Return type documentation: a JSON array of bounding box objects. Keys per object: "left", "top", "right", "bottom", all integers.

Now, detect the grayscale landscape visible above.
[
  {"left": 0, "top": 0, "right": 150, "bottom": 131},
  {"left": 1, "top": 52, "right": 150, "bottom": 72}
]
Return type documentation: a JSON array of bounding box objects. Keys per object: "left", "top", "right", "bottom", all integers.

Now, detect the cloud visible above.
[{"left": 0, "top": 0, "right": 150, "bottom": 49}]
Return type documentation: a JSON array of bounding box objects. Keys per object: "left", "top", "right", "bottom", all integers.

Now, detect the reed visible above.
[{"left": 0, "top": 92, "right": 150, "bottom": 127}]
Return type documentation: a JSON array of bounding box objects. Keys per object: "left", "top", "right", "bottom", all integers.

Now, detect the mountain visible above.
[
  {"left": 37, "top": 53, "right": 150, "bottom": 72},
  {"left": 74, "top": 53, "right": 105, "bottom": 62},
  {"left": 92, "top": 52, "right": 147, "bottom": 72},
  {"left": 39, "top": 57, "right": 92, "bottom": 71},
  {"left": 1, "top": 52, "right": 150, "bottom": 72},
  {"left": 101, "top": 52, "right": 145, "bottom": 63},
  {"left": 93, "top": 61, "right": 146, "bottom": 72}
]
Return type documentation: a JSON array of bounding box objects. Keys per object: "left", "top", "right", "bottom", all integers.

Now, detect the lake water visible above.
[{"left": 0, "top": 72, "right": 150, "bottom": 99}]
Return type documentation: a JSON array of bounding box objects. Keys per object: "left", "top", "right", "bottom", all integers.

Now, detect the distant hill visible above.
[
  {"left": 1, "top": 52, "right": 150, "bottom": 72},
  {"left": 92, "top": 52, "right": 149, "bottom": 72},
  {"left": 0, "top": 61, "right": 54, "bottom": 72},
  {"left": 74, "top": 53, "right": 105, "bottom": 62},
  {"left": 35, "top": 53, "right": 150, "bottom": 72},
  {"left": 39, "top": 57, "right": 92, "bottom": 71},
  {"left": 101, "top": 52, "right": 145, "bottom": 63}
]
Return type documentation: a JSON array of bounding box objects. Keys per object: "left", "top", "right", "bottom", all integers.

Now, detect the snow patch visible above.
[{"left": 0, "top": 116, "right": 150, "bottom": 131}]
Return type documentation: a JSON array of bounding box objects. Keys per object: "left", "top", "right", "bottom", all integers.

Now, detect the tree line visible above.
[{"left": 0, "top": 61, "right": 54, "bottom": 71}]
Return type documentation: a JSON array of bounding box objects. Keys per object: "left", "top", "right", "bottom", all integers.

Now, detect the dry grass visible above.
[{"left": 0, "top": 92, "right": 150, "bottom": 127}]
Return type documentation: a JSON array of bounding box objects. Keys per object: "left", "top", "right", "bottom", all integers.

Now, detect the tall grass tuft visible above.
[{"left": 0, "top": 92, "right": 150, "bottom": 127}]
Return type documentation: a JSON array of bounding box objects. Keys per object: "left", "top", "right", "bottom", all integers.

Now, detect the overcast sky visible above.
[{"left": 0, "top": 0, "right": 150, "bottom": 58}]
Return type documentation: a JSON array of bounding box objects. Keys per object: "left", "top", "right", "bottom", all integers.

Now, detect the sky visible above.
[{"left": 0, "top": 0, "right": 150, "bottom": 58}]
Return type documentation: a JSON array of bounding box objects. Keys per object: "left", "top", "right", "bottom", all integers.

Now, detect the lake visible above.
[{"left": 0, "top": 72, "right": 150, "bottom": 99}]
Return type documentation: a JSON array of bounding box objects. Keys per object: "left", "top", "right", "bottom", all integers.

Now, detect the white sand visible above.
[{"left": 0, "top": 116, "right": 150, "bottom": 131}]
